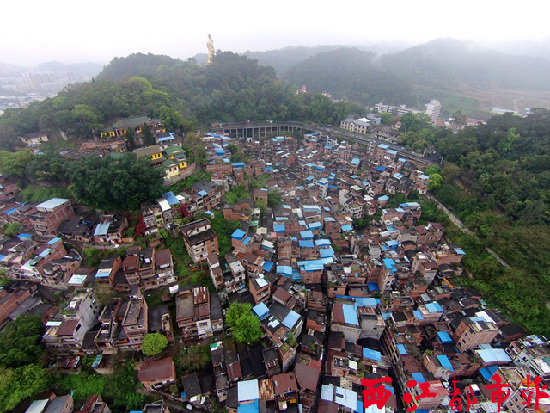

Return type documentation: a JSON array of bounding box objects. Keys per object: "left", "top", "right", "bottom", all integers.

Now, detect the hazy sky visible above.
[{"left": 2, "top": 0, "right": 549, "bottom": 66}]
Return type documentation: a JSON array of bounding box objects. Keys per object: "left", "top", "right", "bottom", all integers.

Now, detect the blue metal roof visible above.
[
  {"left": 437, "top": 355, "right": 454, "bottom": 371},
  {"left": 412, "top": 310, "right": 424, "bottom": 320},
  {"left": 320, "top": 248, "right": 334, "bottom": 258},
  {"left": 378, "top": 195, "right": 389, "bottom": 201},
  {"left": 426, "top": 302, "right": 444, "bottom": 312},
  {"left": 341, "top": 225, "right": 353, "bottom": 232},
  {"left": 342, "top": 304, "right": 358, "bottom": 326},
  {"left": 94, "top": 223, "right": 110, "bottom": 237},
  {"left": 232, "top": 162, "right": 245, "bottom": 168},
  {"left": 308, "top": 222, "right": 321, "bottom": 230},
  {"left": 299, "top": 240, "right": 314, "bottom": 248},
  {"left": 282, "top": 310, "right": 300, "bottom": 329},
  {"left": 376, "top": 166, "right": 386, "bottom": 171},
  {"left": 412, "top": 372, "right": 425, "bottom": 383},
  {"left": 437, "top": 331, "right": 452, "bottom": 343},
  {"left": 315, "top": 239, "right": 331, "bottom": 246},
  {"left": 231, "top": 229, "right": 246, "bottom": 239},
  {"left": 263, "top": 261, "right": 273, "bottom": 272},
  {"left": 397, "top": 343, "right": 407, "bottom": 354},
  {"left": 253, "top": 302, "right": 269, "bottom": 319},
  {"left": 277, "top": 265, "right": 292, "bottom": 276},
  {"left": 300, "top": 230, "right": 314, "bottom": 239},
  {"left": 273, "top": 224, "right": 285, "bottom": 233},
  {"left": 475, "top": 348, "right": 512, "bottom": 364},
  {"left": 363, "top": 348, "right": 382, "bottom": 362},
  {"left": 243, "top": 237, "right": 251, "bottom": 245},
  {"left": 48, "top": 237, "right": 61, "bottom": 245},
  {"left": 238, "top": 379, "right": 260, "bottom": 402},
  {"left": 351, "top": 158, "right": 360, "bottom": 165}
]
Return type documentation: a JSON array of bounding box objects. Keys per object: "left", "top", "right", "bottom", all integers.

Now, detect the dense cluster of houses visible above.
[{"left": 2, "top": 127, "right": 549, "bottom": 413}]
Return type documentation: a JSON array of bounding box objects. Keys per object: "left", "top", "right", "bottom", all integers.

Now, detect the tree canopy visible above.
[
  {"left": 66, "top": 153, "right": 163, "bottom": 211},
  {"left": 225, "top": 302, "right": 263, "bottom": 343},
  {"left": 141, "top": 333, "right": 168, "bottom": 356},
  {"left": 0, "top": 315, "right": 44, "bottom": 368}
]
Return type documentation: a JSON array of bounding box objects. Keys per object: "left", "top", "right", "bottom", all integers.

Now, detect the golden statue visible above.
[{"left": 206, "top": 34, "right": 215, "bottom": 65}]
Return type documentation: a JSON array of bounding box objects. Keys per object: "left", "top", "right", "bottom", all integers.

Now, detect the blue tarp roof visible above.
[
  {"left": 277, "top": 265, "right": 292, "bottom": 276},
  {"left": 48, "top": 237, "right": 61, "bottom": 245},
  {"left": 351, "top": 158, "right": 360, "bottom": 165},
  {"left": 378, "top": 195, "right": 389, "bottom": 201},
  {"left": 413, "top": 310, "right": 424, "bottom": 320},
  {"left": 475, "top": 348, "right": 512, "bottom": 364},
  {"left": 437, "top": 355, "right": 454, "bottom": 371},
  {"left": 162, "top": 191, "right": 180, "bottom": 205},
  {"left": 368, "top": 282, "right": 380, "bottom": 292},
  {"left": 253, "top": 302, "right": 269, "bottom": 319},
  {"left": 376, "top": 166, "right": 386, "bottom": 171},
  {"left": 341, "top": 225, "right": 353, "bottom": 232},
  {"left": 412, "top": 372, "right": 425, "bottom": 383},
  {"left": 480, "top": 365, "right": 499, "bottom": 381},
  {"left": 299, "top": 240, "right": 315, "bottom": 248},
  {"left": 363, "top": 348, "right": 382, "bottom": 362},
  {"left": 426, "top": 302, "right": 444, "bottom": 312},
  {"left": 18, "top": 233, "right": 33, "bottom": 238},
  {"left": 437, "top": 331, "right": 453, "bottom": 343},
  {"left": 283, "top": 310, "right": 300, "bottom": 329},
  {"left": 198, "top": 189, "right": 208, "bottom": 196},
  {"left": 342, "top": 304, "right": 359, "bottom": 326},
  {"left": 232, "top": 229, "right": 246, "bottom": 239},
  {"left": 397, "top": 343, "right": 407, "bottom": 354},
  {"left": 263, "top": 261, "right": 273, "bottom": 272}
]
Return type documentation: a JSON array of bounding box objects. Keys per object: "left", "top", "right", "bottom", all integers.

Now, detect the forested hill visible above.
[
  {"left": 0, "top": 51, "right": 365, "bottom": 148},
  {"left": 282, "top": 47, "right": 417, "bottom": 106},
  {"left": 378, "top": 38, "right": 550, "bottom": 91}
]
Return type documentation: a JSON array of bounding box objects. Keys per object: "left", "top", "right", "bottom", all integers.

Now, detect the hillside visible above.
[{"left": 282, "top": 47, "right": 417, "bottom": 106}]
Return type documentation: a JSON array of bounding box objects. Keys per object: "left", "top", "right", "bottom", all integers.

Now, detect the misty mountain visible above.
[
  {"left": 378, "top": 38, "right": 550, "bottom": 91},
  {"left": 35, "top": 61, "right": 103, "bottom": 78},
  {"left": 282, "top": 47, "right": 417, "bottom": 106}
]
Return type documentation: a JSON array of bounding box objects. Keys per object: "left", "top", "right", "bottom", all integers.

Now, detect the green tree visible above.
[
  {"left": 0, "top": 364, "right": 48, "bottom": 412},
  {"left": 142, "top": 123, "right": 155, "bottom": 146},
  {"left": 141, "top": 333, "right": 168, "bottom": 356},
  {"left": 2, "top": 223, "right": 22, "bottom": 237},
  {"left": 380, "top": 112, "right": 392, "bottom": 125},
  {"left": 225, "top": 302, "right": 263, "bottom": 343},
  {"left": 427, "top": 173, "right": 443, "bottom": 191},
  {"left": 126, "top": 128, "right": 136, "bottom": 151},
  {"left": 0, "top": 315, "right": 44, "bottom": 368},
  {"left": 267, "top": 190, "right": 283, "bottom": 207}
]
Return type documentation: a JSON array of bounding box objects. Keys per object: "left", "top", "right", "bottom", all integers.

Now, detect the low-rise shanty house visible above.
[
  {"left": 142, "top": 203, "right": 164, "bottom": 235},
  {"left": 122, "top": 255, "right": 140, "bottom": 286},
  {"left": 0, "top": 286, "right": 33, "bottom": 324},
  {"left": 95, "top": 298, "right": 122, "bottom": 350},
  {"left": 211, "top": 341, "right": 229, "bottom": 401},
  {"left": 137, "top": 356, "right": 176, "bottom": 391},
  {"left": 301, "top": 329, "right": 324, "bottom": 359},
  {"left": 43, "top": 394, "right": 73, "bottom": 413},
  {"left": 121, "top": 296, "right": 148, "bottom": 350},
  {"left": 154, "top": 248, "right": 175, "bottom": 287},
  {"left": 28, "top": 198, "right": 74, "bottom": 236},
  {"left": 263, "top": 347, "right": 281, "bottom": 377},
  {"left": 139, "top": 247, "right": 156, "bottom": 289},
  {"left": 210, "top": 291, "right": 223, "bottom": 333},
  {"left": 223, "top": 200, "right": 253, "bottom": 221},
  {"left": 43, "top": 289, "right": 102, "bottom": 354},
  {"left": 67, "top": 267, "right": 95, "bottom": 288},
  {"left": 181, "top": 219, "right": 219, "bottom": 263},
  {"left": 58, "top": 215, "right": 95, "bottom": 243},
  {"left": 176, "top": 287, "right": 212, "bottom": 340},
  {"left": 272, "top": 372, "right": 298, "bottom": 411},
  {"left": 182, "top": 373, "right": 204, "bottom": 406},
  {"left": 295, "top": 362, "right": 321, "bottom": 413},
  {"left": 249, "top": 274, "right": 271, "bottom": 305},
  {"left": 206, "top": 253, "right": 224, "bottom": 291},
  {"left": 148, "top": 304, "right": 174, "bottom": 343},
  {"left": 224, "top": 253, "right": 246, "bottom": 294},
  {"left": 237, "top": 379, "right": 260, "bottom": 413},
  {"left": 93, "top": 214, "right": 128, "bottom": 244},
  {"left": 74, "top": 394, "right": 110, "bottom": 413},
  {"left": 95, "top": 257, "right": 121, "bottom": 286}
]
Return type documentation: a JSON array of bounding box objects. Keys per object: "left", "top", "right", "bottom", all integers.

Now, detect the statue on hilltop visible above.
[{"left": 206, "top": 34, "right": 215, "bottom": 65}]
